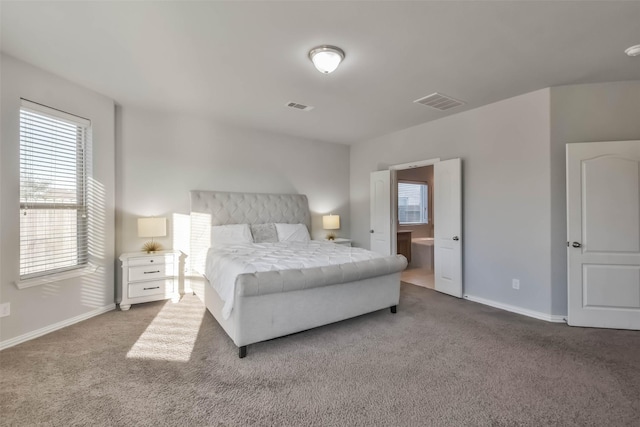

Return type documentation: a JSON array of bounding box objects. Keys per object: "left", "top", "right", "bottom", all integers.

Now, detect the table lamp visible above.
[
  {"left": 138, "top": 217, "right": 166, "bottom": 253},
  {"left": 322, "top": 214, "right": 340, "bottom": 240}
]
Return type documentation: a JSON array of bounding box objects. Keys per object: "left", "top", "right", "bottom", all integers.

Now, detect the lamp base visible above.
[
  {"left": 142, "top": 241, "right": 162, "bottom": 253},
  {"left": 325, "top": 232, "right": 336, "bottom": 241}
]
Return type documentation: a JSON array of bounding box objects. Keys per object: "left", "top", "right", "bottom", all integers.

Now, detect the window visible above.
[
  {"left": 398, "top": 182, "right": 428, "bottom": 224},
  {"left": 19, "top": 100, "right": 90, "bottom": 279}
]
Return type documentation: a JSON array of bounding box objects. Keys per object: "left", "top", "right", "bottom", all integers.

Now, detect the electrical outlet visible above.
[
  {"left": 0, "top": 302, "right": 10, "bottom": 318},
  {"left": 512, "top": 279, "right": 520, "bottom": 290}
]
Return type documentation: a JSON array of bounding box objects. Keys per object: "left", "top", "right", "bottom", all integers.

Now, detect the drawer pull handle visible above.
[
  {"left": 144, "top": 270, "right": 160, "bottom": 274},
  {"left": 143, "top": 286, "right": 160, "bottom": 290}
]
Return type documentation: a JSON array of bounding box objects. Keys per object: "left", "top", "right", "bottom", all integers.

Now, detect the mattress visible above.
[{"left": 205, "top": 241, "right": 385, "bottom": 319}]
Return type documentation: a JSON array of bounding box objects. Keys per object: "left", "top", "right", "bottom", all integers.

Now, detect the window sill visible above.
[{"left": 14, "top": 265, "right": 99, "bottom": 290}]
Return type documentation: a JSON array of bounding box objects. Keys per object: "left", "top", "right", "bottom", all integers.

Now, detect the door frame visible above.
[
  {"left": 376, "top": 156, "right": 463, "bottom": 297},
  {"left": 389, "top": 158, "right": 441, "bottom": 171}
]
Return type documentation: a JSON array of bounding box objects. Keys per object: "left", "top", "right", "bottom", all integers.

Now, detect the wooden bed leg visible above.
[
  {"left": 390, "top": 305, "right": 397, "bottom": 314},
  {"left": 239, "top": 346, "right": 247, "bottom": 359}
]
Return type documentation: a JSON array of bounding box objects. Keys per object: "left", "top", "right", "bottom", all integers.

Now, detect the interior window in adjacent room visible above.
[
  {"left": 19, "top": 99, "right": 91, "bottom": 279},
  {"left": 398, "top": 181, "right": 428, "bottom": 225}
]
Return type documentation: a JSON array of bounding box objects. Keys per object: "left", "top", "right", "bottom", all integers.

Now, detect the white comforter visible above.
[{"left": 205, "top": 241, "right": 383, "bottom": 319}]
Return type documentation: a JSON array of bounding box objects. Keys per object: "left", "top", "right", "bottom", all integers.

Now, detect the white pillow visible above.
[
  {"left": 211, "top": 224, "right": 253, "bottom": 245},
  {"left": 275, "top": 223, "right": 310, "bottom": 242}
]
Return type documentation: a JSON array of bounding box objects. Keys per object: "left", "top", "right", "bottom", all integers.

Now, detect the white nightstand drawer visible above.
[
  {"left": 120, "top": 250, "right": 181, "bottom": 311},
  {"left": 128, "top": 254, "right": 175, "bottom": 267},
  {"left": 129, "top": 279, "right": 174, "bottom": 298},
  {"left": 129, "top": 263, "right": 174, "bottom": 282}
]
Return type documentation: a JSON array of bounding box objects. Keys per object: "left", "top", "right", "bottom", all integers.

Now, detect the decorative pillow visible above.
[
  {"left": 211, "top": 224, "right": 253, "bottom": 245},
  {"left": 250, "top": 223, "right": 278, "bottom": 243},
  {"left": 275, "top": 223, "right": 310, "bottom": 242}
]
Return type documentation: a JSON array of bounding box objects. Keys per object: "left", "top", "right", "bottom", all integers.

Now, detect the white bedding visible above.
[{"left": 205, "top": 241, "right": 383, "bottom": 319}]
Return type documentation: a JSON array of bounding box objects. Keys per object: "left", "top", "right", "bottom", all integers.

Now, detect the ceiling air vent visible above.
[
  {"left": 414, "top": 92, "right": 465, "bottom": 111},
  {"left": 286, "top": 101, "right": 314, "bottom": 112}
]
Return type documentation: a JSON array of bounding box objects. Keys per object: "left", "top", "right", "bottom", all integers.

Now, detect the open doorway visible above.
[
  {"left": 396, "top": 166, "right": 435, "bottom": 289},
  {"left": 370, "top": 157, "right": 462, "bottom": 297}
]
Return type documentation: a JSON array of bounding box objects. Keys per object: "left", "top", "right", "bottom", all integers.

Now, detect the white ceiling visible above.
[{"left": 2, "top": 1, "right": 639, "bottom": 145}]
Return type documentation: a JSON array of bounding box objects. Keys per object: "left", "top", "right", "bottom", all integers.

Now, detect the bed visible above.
[{"left": 190, "top": 190, "right": 407, "bottom": 358}]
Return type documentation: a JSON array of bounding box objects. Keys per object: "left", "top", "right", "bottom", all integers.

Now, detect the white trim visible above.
[
  {"left": 389, "top": 157, "right": 440, "bottom": 170},
  {"left": 0, "top": 303, "right": 115, "bottom": 351},
  {"left": 15, "top": 265, "right": 100, "bottom": 290},
  {"left": 463, "top": 294, "right": 566, "bottom": 323}
]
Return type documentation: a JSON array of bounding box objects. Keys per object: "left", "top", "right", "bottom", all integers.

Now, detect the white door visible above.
[
  {"left": 370, "top": 170, "right": 392, "bottom": 256},
  {"left": 567, "top": 141, "right": 640, "bottom": 330},
  {"left": 434, "top": 158, "right": 462, "bottom": 298}
]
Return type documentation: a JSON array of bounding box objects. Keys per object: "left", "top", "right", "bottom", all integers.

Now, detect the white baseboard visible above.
[
  {"left": 0, "top": 303, "right": 116, "bottom": 351},
  {"left": 463, "top": 295, "right": 566, "bottom": 323}
]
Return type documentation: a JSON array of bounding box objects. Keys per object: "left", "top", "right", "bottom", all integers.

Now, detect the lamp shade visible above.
[
  {"left": 322, "top": 214, "right": 340, "bottom": 230},
  {"left": 138, "top": 217, "right": 167, "bottom": 238}
]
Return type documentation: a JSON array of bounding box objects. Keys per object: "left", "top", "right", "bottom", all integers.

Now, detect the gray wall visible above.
[
  {"left": 115, "top": 106, "right": 351, "bottom": 297},
  {"left": 548, "top": 81, "right": 640, "bottom": 315},
  {"left": 351, "top": 89, "right": 553, "bottom": 314},
  {"left": 0, "top": 55, "right": 116, "bottom": 343},
  {"left": 352, "top": 81, "right": 640, "bottom": 317}
]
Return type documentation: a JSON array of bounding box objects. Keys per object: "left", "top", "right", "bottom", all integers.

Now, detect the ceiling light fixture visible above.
[
  {"left": 625, "top": 44, "right": 640, "bottom": 57},
  {"left": 308, "top": 45, "right": 345, "bottom": 74}
]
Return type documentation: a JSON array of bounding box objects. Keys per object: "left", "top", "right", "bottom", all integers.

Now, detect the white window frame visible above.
[
  {"left": 398, "top": 180, "right": 429, "bottom": 225},
  {"left": 17, "top": 99, "right": 92, "bottom": 286}
]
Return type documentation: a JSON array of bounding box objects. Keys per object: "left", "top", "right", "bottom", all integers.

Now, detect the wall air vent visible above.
[
  {"left": 286, "top": 101, "right": 314, "bottom": 111},
  {"left": 414, "top": 92, "right": 465, "bottom": 111}
]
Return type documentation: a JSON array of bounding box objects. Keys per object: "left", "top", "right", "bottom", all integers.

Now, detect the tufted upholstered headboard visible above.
[
  {"left": 190, "top": 190, "right": 311, "bottom": 228},
  {"left": 189, "top": 190, "right": 311, "bottom": 273}
]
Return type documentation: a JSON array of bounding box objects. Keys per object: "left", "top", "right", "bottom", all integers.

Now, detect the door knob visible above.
[
  {"left": 452, "top": 236, "right": 459, "bottom": 241},
  {"left": 572, "top": 242, "right": 581, "bottom": 248},
  {"left": 370, "top": 229, "right": 374, "bottom": 233}
]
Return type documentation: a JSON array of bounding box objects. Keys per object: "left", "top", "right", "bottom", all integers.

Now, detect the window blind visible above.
[{"left": 19, "top": 100, "right": 91, "bottom": 279}]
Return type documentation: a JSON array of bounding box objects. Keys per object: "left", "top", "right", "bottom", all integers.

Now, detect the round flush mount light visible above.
[
  {"left": 308, "top": 45, "right": 345, "bottom": 74},
  {"left": 625, "top": 44, "right": 640, "bottom": 57}
]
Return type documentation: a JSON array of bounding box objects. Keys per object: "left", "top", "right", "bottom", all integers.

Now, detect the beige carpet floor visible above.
[{"left": 1, "top": 283, "right": 639, "bottom": 426}]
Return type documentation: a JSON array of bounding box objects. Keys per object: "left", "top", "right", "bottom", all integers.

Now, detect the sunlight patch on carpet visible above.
[{"left": 126, "top": 296, "right": 205, "bottom": 362}]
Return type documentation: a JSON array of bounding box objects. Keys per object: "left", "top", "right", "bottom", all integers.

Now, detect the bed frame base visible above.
[
  {"left": 235, "top": 306, "right": 399, "bottom": 358},
  {"left": 199, "top": 270, "right": 402, "bottom": 360}
]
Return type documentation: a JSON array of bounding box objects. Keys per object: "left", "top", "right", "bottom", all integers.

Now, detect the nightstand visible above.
[
  {"left": 326, "top": 238, "right": 352, "bottom": 247},
  {"left": 119, "top": 250, "right": 180, "bottom": 311}
]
